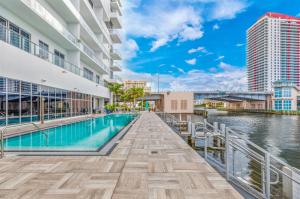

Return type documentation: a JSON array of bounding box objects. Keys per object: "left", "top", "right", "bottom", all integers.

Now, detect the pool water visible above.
[{"left": 4, "top": 114, "right": 137, "bottom": 151}]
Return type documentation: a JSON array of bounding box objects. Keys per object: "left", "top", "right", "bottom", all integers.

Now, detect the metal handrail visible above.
[
  {"left": 0, "top": 122, "right": 48, "bottom": 158},
  {"left": 157, "top": 112, "right": 300, "bottom": 199}
]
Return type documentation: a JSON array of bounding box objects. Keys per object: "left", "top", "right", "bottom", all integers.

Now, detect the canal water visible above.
[{"left": 202, "top": 109, "right": 300, "bottom": 169}]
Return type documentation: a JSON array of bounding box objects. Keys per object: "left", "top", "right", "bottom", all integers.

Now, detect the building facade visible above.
[
  {"left": 0, "top": 0, "right": 122, "bottom": 126},
  {"left": 123, "top": 80, "right": 151, "bottom": 93},
  {"left": 272, "top": 81, "right": 299, "bottom": 111},
  {"left": 247, "top": 12, "right": 300, "bottom": 92}
]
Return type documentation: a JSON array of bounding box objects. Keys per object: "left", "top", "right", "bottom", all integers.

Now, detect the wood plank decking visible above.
[{"left": 0, "top": 112, "right": 243, "bottom": 199}]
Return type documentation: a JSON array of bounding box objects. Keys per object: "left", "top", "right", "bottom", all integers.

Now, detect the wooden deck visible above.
[{"left": 0, "top": 112, "right": 243, "bottom": 199}]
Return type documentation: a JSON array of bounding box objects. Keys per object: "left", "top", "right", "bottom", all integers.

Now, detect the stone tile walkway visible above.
[{"left": 0, "top": 112, "right": 243, "bottom": 199}]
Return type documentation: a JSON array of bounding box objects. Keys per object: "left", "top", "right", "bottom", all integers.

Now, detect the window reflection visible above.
[{"left": 0, "top": 76, "right": 94, "bottom": 125}]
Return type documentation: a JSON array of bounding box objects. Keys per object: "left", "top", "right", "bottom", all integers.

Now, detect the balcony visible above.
[
  {"left": 0, "top": 24, "right": 107, "bottom": 86},
  {"left": 110, "top": 10, "right": 122, "bottom": 29},
  {"left": 80, "top": 41, "right": 109, "bottom": 74},
  {"left": 110, "top": 48, "right": 122, "bottom": 60},
  {"left": 109, "top": 29, "right": 121, "bottom": 43},
  {"left": 80, "top": 0, "right": 111, "bottom": 44},
  {"left": 18, "top": 0, "right": 79, "bottom": 50},
  {"left": 111, "top": 63, "right": 122, "bottom": 71},
  {"left": 111, "top": 0, "right": 122, "bottom": 16}
]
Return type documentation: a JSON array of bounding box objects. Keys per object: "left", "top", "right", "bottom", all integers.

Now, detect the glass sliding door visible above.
[
  {"left": 40, "top": 86, "right": 49, "bottom": 120},
  {"left": 9, "top": 23, "right": 20, "bottom": 48},
  {"left": 21, "top": 81, "right": 31, "bottom": 123},
  {"left": 32, "top": 96, "right": 40, "bottom": 122},
  {"left": 54, "top": 50, "right": 65, "bottom": 68},
  {"left": 7, "top": 79, "right": 20, "bottom": 125},
  {"left": 39, "top": 40, "right": 49, "bottom": 60},
  {"left": 21, "top": 30, "right": 30, "bottom": 53},
  {"left": 7, "top": 94, "right": 20, "bottom": 124}
]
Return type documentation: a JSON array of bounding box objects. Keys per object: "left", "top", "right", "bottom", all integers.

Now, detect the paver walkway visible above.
[{"left": 0, "top": 112, "right": 243, "bottom": 199}]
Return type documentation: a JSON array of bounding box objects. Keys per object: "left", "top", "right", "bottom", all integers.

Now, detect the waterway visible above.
[{"left": 203, "top": 109, "right": 300, "bottom": 169}]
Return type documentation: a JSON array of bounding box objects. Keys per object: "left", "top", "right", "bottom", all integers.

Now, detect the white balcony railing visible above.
[
  {"left": 109, "top": 29, "right": 121, "bottom": 43},
  {"left": 21, "top": 0, "right": 79, "bottom": 48},
  {"left": 110, "top": 48, "right": 122, "bottom": 60},
  {"left": 0, "top": 24, "right": 105, "bottom": 87},
  {"left": 80, "top": 41, "right": 110, "bottom": 74}
]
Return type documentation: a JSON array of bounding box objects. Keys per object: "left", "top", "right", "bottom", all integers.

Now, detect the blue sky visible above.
[{"left": 119, "top": 0, "right": 300, "bottom": 91}]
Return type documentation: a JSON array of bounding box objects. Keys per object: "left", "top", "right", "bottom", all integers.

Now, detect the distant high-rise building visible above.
[{"left": 247, "top": 12, "right": 300, "bottom": 92}]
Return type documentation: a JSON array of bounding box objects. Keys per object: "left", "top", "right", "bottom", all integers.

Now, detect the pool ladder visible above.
[{"left": 0, "top": 122, "right": 48, "bottom": 158}]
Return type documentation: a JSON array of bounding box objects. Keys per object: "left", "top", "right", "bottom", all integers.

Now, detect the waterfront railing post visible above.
[
  {"left": 191, "top": 123, "right": 196, "bottom": 147},
  {"left": 220, "top": 124, "right": 225, "bottom": 136},
  {"left": 264, "top": 153, "right": 271, "bottom": 199},
  {"left": 204, "top": 132, "right": 207, "bottom": 160},
  {"left": 225, "top": 127, "right": 230, "bottom": 181},
  {"left": 213, "top": 122, "right": 218, "bottom": 133}
]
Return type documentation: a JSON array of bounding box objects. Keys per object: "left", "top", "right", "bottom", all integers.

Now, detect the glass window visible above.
[
  {"left": 96, "top": 75, "right": 100, "bottom": 84},
  {"left": 283, "top": 100, "right": 292, "bottom": 110},
  {"left": 20, "top": 30, "right": 30, "bottom": 53},
  {"left": 282, "top": 88, "right": 291, "bottom": 97},
  {"left": 274, "top": 100, "right": 282, "bottom": 110},
  {"left": 83, "top": 68, "right": 94, "bottom": 81},
  {"left": 7, "top": 79, "right": 20, "bottom": 93},
  {"left": 7, "top": 94, "right": 20, "bottom": 124},
  {"left": 21, "top": 81, "right": 31, "bottom": 95},
  {"left": 0, "top": 77, "right": 6, "bottom": 92},
  {"left": 274, "top": 88, "right": 282, "bottom": 98},
  {"left": 54, "top": 50, "right": 65, "bottom": 68},
  {"left": 40, "top": 86, "right": 48, "bottom": 97},
  {"left": 49, "top": 97, "right": 56, "bottom": 120},
  {"left": 9, "top": 23, "right": 20, "bottom": 48},
  {"left": 32, "top": 84, "right": 39, "bottom": 96},
  {"left": 39, "top": 40, "right": 49, "bottom": 60},
  {"left": 0, "top": 17, "right": 7, "bottom": 42},
  {"left": 43, "top": 96, "right": 49, "bottom": 120},
  {"left": 21, "top": 95, "right": 31, "bottom": 123},
  {"left": 32, "top": 96, "right": 40, "bottom": 122},
  {"left": 49, "top": 87, "right": 56, "bottom": 98},
  {"left": 0, "top": 92, "right": 5, "bottom": 126}
]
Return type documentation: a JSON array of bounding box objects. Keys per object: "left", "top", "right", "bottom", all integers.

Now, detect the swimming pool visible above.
[{"left": 4, "top": 114, "right": 137, "bottom": 151}]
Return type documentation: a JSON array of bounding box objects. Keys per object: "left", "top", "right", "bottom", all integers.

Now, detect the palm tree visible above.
[
  {"left": 108, "top": 83, "right": 123, "bottom": 111},
  {"left": 127, "top": 87, "right": 144, "bottom": 109}
]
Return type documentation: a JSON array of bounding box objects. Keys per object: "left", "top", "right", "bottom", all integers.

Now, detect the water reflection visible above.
[{"left": 205, "top": 110, "right": 300, "bottom": 169}]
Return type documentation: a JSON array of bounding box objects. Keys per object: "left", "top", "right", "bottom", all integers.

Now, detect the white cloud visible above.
[
  {"left": 219, "top": 62, "right": 237, "bottom": 71},
  {"left": 185, "top": 58, "right": 197, "bottom": 65},
  {"left": 168, "top": 69, "right": 247, "bottom": 91},
  {"left": 213, "top": 24, "right": 220, "bottom": 30},
  {"left": 215, "top": 56, "right": 225, "bottom": 61},
  {"left": 119, "top": 63, "right": 247, "bottom": 92},
  {"left": 236, "top": 43, "right": 245, "bottom": 47},
  {"left": 209, "top": 0, "right": 248, "bottom": 20},
  {"left": 123, "top": 1, "right": 204, "bottom": 52},
  {"left": 171, "top": 65, "right": 186, "bottom": 74},
  {"left": 119, "top": 39, "right": 139, "bottom": 61},
  {"left": 188, "top": 46, "right": 207, "bottom": 54}
]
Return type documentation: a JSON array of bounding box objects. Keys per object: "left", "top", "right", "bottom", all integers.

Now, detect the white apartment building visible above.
[
  {"left": 247, "top": 12, "right": 300, "bottom": 92},
  {"left": 0, "top": 0, "right": 122, "bottom": 126}
]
